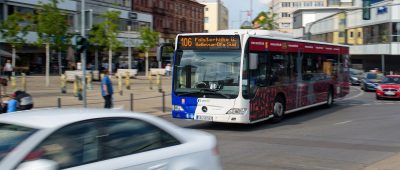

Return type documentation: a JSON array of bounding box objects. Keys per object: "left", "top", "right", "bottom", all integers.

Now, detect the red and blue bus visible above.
[{"left": 169, "top": 30, "right": 350, "bottom": 123}]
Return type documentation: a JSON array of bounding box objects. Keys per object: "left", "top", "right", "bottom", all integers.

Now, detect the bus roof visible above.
[{"left": 177, "top": 29, "right": 349, "bottom": 48}]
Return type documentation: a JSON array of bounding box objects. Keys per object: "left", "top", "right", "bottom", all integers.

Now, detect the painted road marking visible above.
[
  {"left": 342, "top": 86, "right": 364, "bottom": 101},
  {"left": 334, "top": 120, "right": 353, "bottom": 125}
]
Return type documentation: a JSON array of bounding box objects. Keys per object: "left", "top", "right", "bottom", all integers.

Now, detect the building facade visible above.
[
  {"left": 269, "top": 0, "right": 326, "bottom": 33},
  {"left": 0, "top": 0, "right": 152, "bottom": 74},
  {"left": 132, "top": 0, "right": 205, "bottom": 43},
  {"left": 197, "top": 0, "right": 228, "bottom": 33},
  {"left": 301, "top": 0, "right": 400, "bottom": 72}
]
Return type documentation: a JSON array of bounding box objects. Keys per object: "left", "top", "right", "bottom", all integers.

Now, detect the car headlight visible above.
[
  {"left": 172, "top": 105, "right": 184, "bottom": 111},
  {"left": 226, "top": 108, "right": 248, "bottom": 114},
  {"left": 376, "top": 86, "right": 382, "bottom": 91},
  {"left": 351, "top": 77, "right": 358, "bottom": 80}
]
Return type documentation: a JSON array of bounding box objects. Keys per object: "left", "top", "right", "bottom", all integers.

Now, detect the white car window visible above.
[
  {"left": 20, "top": 121, "right": 99, "bottom": 169},
  {"left": 98, "top": 118, "right": 181, "bottom": 160}
]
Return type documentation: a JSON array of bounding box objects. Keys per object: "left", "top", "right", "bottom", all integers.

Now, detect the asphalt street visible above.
[{"left": 162, "top": 86, "right": 400, "bottom": 170}]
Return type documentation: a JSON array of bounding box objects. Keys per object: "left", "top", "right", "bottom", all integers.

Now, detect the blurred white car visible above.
[{"left": 0, "top": 108, "right": 221, "bottom": 170}]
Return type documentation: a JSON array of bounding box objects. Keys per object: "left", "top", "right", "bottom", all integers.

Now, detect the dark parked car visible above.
[
  {"left": 349, "top": 68, "right": 363, "bottom": 85},
  {"left": 360, "top": 72, "right": 384, "bottom": 91}
]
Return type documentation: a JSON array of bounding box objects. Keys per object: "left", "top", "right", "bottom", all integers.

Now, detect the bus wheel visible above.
[
  {"left": 271, "top": 96, "right": 285, "bottom": 123},
  {"left": 325, "top": 90, "right": 334, "bottom": 107}
]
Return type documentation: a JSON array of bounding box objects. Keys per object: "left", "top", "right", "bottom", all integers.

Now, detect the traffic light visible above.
[
  {"left": 75, "top": 36, "right": 88, "bottom": 53},
  {"left": 362, "top": 0, "right": 371, "bottom": 20}
]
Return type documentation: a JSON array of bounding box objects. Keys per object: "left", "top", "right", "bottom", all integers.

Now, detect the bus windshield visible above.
[{"left": 173, "top": 50, "right": 241, "bottom": 98}]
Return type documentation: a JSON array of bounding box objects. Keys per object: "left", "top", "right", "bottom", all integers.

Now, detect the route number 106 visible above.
[{"left": 181, "top": 38, "right": 193, "bottom": 47}]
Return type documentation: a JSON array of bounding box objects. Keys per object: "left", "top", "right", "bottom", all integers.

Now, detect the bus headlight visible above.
[
  {"left": 227, "top": 108, "right": 247, "bottom": 115},
  {"left": 172, "top": 105, "right": 184, "bottom": 111}
]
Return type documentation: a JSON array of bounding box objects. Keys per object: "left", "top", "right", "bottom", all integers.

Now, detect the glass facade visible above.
[{"left": 315, "top": 22, "right": 400, "bottom": 45}]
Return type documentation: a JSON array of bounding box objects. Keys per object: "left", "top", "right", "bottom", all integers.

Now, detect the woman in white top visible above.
[{"left": 3, "top": 60, "right": 13, "bottom": 80}]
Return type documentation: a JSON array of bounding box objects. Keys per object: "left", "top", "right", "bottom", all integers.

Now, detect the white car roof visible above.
[{"left": 0, "top": 108, "right": 175, "bottom": 130}]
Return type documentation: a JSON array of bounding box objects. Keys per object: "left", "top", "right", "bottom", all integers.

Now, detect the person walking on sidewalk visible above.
[
  {"left": 3, "top": 60, "right": 13, "bottom": 81},
  {"left": 101, "top": 71, "right": 114, "bottom": 108},
  {"left": 165, "top": 63, "right": 172, "bottom": 78}
]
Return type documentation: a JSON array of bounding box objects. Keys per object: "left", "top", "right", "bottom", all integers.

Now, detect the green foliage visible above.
[
  {"left": 0, "top": 12, "right": 31, "bottom": 48},
  {"left": 253, "top": 10, "right": 278, "bottom": 30},
  {"left": 138, "top": 27, "right": 159, "bottom": 52},
  {"left": 88, "top": 10, "right": 122, "bottom": 51},
  {"left": 240, "top": 25, "right": 253, "bottom": 29},
  {"left": 36, "top": 0, "right": 70, "bottom": 50}
]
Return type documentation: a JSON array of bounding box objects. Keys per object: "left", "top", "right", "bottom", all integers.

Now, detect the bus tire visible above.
[
  {"left": 325, "top": 89, "right": 334, "bottom": 108},
  {"left": 271, "top": 96, "right": 285, "bottom": 123}
]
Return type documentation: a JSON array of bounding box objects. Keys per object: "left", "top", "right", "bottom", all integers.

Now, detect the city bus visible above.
[{"left": 166, "top": 30, "right": 350, "bottom": 124}]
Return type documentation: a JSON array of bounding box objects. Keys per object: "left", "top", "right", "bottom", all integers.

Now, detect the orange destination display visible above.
[{"left": 177, "top": 35, "right": 241, "bottom": 50}]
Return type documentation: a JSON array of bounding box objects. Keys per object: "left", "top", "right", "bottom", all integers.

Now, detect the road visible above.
[{"left": 162, "top": 86, "right": 400, "bottom": 170}]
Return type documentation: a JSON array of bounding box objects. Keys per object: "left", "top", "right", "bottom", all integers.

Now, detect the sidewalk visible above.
[{"left": 3, "top": 75, "right": 173, "bottom": 117}]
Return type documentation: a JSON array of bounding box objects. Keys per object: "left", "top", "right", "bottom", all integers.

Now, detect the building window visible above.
[
  {"left": 304, "top": 2, "right": 313, "bottom": 7},
  {"left": 350, "top": 32, "right": 354, "bottom": 38},
  {"left": 293, "top": 2, "right": 301, "bottom": 7},
  {"left": 281, "top": 23, "right": 290, "bottom": 28},
  {"left": 205, "top": 7, "right": 208, "bottom": 11},
  {"left": 314, "top": 2, "right": 324, "bottom": 7},
  {"left": 282, "top": 2, "right": 291, "bottom": 7},
  {"left": 204, "top": 17, "right": 209, "bottom": 23},
  {"left": 281, "top": 13, "right": 290, "bottom": 17}
]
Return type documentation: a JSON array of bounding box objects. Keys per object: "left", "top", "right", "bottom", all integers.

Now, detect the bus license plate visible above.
[{"left": 196, "top": 115, "right": 213, "bottom": 121}]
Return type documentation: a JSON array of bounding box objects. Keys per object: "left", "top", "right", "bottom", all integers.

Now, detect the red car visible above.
[{"left": 376, "top": 75, "right": 400, "bottom": 100}]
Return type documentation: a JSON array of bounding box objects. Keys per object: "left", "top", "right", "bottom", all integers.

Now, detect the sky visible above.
[{"left": 221, "top": 0, "right": 271, "bottom": 29}]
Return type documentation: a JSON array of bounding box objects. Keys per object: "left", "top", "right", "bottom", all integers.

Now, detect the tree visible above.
[
  {"left": 88, "top": 11, "right": 122, "bottom": 74},
  {"left": 252, "top": 10, "right": 278, "bottom": 30},
  {"left": 137, "top": 27, "right": 159, "bottom": 76},
  {"left": 0, "top": 12, "right": 31, "bottom": 75},
  {"left": 36, "top": 0, "right": 70, "bottom": 86}
]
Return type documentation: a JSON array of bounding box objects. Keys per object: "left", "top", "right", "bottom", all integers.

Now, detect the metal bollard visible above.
[
  {"left": 125, "top": 71, "right": 131, "bottom": 90},
  {"left": 21, "top": 73, "right": 26, "bottom": 92},
  {"left": 118, "top": 73, "right": 123, "bottom": 96},
  {"left": 161, "top": 91, "right": 165, "bottom": 113},
  {"left": 148, "top": 74, "right": 153, "bottom": 90},
  {"left": 87, "top": 72, "right": 93, "bottom": 90},
  {"left": 130, "top": 93, "right": 134, "bottom": 111},
  {"left": 11, "top": 76, "right": 16, "bottom": 91},
  {"left": 60, "top": 74, "right": 67, "bottom": 93},
  {"left": 57, "top": 98, "right": 61, "bottom": 108},
  {"left": 77, "top": 78, "right": 83, "bottom": 101},
  {"left": 73, "top": 75, "right": 79, "bottom": 97},
  {"left": 157, "top": 74, "right": 162, "bottom": 92}
]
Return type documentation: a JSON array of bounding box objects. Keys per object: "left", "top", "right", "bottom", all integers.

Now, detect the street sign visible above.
[{"left": 362, "top": 0, "right": 371, "bottom": 20}]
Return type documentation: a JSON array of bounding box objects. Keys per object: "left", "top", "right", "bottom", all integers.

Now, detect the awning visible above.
[{"left": 0, "top": 49, "right": 20, "bottom": 59}]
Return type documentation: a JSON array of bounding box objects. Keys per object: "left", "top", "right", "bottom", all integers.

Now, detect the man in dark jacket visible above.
[{"left": 14, "top": 91, "right": 33, "bottom": 110}]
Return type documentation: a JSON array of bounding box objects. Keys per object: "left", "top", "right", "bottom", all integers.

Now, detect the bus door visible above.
[
  {"left": 295, "top": 49, "right": 304, "bottom": 108},
  {"left": 300, "top": 54, "right": 319, "bottom": 106}
]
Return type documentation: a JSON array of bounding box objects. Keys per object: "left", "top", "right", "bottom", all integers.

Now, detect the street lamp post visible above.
[
  {"left": 128, "top": 25, "right": 132, "bottom": 70},
  {"left": 81, "top": 0, "right": 87, "bottom": 108}
]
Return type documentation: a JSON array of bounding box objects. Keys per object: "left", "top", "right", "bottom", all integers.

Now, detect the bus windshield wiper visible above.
[
  {"left": 200, "top": 89, "right": 231, "bottom": 99},
  {"left": 175, "top": 89, "right": 231, "bottom": 99},
  {"left": 175, "top": 91, "right": 203, "bottom": 96}
]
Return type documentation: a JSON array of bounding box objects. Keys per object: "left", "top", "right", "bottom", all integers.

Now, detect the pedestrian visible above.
[
  {"left": 14, "top": 90, "right": 33, "bottom": 110},
  {"left": 5, "top": 94, "right": 17, "bottom": 113},
  {"left": 165, "top": 63, "right": 172, "bottom": 77},
  {"left": 101, "top": 70, "right": 113, "bottom": 108},
  {"left": 3, "top": 60, "right": 13, "bottom": 81}
]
